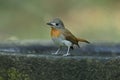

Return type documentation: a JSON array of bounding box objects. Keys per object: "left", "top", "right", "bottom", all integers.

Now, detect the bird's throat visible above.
[{"left": 51, "top": 27, "right": 61, "bottom": 38}]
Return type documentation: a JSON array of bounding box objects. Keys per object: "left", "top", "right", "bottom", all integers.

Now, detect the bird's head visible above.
[{"left": 46, "top": 18, "right": 65, "bottom": 29}]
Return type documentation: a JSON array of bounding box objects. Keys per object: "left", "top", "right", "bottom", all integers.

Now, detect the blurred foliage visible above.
[{"left": 0, "top": 0, "right": 120, "bottom": 42}]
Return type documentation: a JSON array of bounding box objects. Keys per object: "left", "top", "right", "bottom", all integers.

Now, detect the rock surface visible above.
[{"left": 0, "top": 41, "right": 120, "bottom": 80}]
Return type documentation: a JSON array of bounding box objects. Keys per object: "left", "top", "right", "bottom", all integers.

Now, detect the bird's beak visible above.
[
  {"left": 46, "top": 22, "right": 56, "bottom": 26},
  {"left": 46, "top": 22, "right": 53, "bottom": 26}
]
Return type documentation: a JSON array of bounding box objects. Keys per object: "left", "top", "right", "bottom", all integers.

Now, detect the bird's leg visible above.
[
  {"left": 62, "top": 40, "right": 72, "bottom": 56},
  {"left": 52, "top": 47, "right": 61, "bottom": 55},
  {"left": 63, "top": 46, "right": 70, "bottom": 56}
]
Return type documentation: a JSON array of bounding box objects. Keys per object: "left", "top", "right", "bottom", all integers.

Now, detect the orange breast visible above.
[{"left": 51, "top": 28, "right": 61, "bottom": 38}]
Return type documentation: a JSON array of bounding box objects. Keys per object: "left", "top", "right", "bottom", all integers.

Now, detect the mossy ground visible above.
[{"left": 0, "top": 54, "right": 120, "bottom": 80}]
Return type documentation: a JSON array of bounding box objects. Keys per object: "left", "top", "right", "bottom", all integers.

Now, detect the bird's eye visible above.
[{"left": 56, "top": 23, "right": 59, "bottom": 26}]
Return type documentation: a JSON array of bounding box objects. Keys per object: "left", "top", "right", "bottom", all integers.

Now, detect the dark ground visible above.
[{"left": 0, "top": 42, "right": 120, "bottom": 80}]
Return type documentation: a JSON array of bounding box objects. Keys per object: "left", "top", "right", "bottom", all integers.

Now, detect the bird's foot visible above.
[
  {"left": 63, "top": 53, "right": 70, "bottom": 56},
  {"left": 52, "top": 52, "right": 58, "bottom": 55}
]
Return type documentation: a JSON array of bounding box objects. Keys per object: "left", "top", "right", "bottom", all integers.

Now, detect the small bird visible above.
[{"left": 47, "top": 18, "right": 90, "bottom": 56}]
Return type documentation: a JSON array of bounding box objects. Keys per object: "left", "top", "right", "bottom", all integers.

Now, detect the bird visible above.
[{"left": 46, "top": 18, "right": 90, "bottom": 56}]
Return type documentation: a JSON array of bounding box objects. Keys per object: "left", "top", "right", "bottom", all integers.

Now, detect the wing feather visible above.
[{"left": 62, "top": 28, "right": 78, "bottom": 45}]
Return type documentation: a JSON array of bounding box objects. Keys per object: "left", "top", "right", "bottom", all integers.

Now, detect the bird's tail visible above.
[{"left": 77, "top": 38, "right": 90, "bottom": 44}]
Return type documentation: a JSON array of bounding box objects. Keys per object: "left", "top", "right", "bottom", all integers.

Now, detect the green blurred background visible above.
[{"left": 0, "top": 0, "right": 120, "bottom": 43}]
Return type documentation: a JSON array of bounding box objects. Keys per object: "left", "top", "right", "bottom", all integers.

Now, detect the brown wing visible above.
[{"left": 61, "top": 28, "right": 78, "bottom": 45}]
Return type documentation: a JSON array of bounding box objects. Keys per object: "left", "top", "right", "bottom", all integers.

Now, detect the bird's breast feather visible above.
[{"left": 51, "top": 28, "right": 61, "bottom": 38}]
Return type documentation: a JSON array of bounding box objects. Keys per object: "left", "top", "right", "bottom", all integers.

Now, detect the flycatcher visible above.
[{"left": 47, "top": 18, "right": 90, "bottom": 56}]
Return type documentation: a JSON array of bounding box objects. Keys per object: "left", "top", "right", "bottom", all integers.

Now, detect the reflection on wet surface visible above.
[{"left": 0, "top": 42, "right": 119, "bottom": 58}]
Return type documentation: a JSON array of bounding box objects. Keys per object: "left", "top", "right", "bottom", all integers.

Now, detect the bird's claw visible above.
[
  {"left": 52, "top": 53, "right": 58, "bottom": 55},
  {"left": 63, "top": 53, "right": 70, "bottom": 56}
]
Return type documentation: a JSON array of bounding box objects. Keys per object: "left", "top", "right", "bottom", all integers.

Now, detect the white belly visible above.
[
  {"left": 52, "top": 37, "right": 65, "bottom": 46},
  {"left": 52, "top": 35, "right": 72, "bottom": 47}
]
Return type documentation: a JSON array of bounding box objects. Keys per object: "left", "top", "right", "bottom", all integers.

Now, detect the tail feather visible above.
[{"left": 77, "top": 38, "right": 90, "bottom": 44}]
